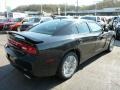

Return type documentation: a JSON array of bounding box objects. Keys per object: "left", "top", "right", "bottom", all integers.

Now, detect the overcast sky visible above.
[{"left": 0, "top": 0, "right": 103, "bottom": 11}]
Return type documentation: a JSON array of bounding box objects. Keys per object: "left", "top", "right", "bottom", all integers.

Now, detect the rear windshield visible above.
[
  {"left": 81, "top": 17, "right": 96, "bottom": 21},
  {"left": 29, "top": 20, "right": 72, "bottom": 35}
]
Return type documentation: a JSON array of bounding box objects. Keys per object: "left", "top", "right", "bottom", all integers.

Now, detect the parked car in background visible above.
[
  {"left": 5, "top": 19, "right": 115, "bottom": 79},
  {"left": 2, "top": 18, "right": 24, "bottom": 31},
  {"left": 111, "top": 16, "right": 120, "bottom": 39},
  {"left": 0, "top": 18, "right": 16, "bottom": 31},
  {"left": 107, "top": 16, "right": 118, "bottom": 30},
  {"left": 20, "top": 17, "right": 53, "bottom": 31},
  {"left": 106, "top": 16, "right": 120, "bottom": 39},
  {"left": 9, "top": 18, "right": 24, "bottom": 31},
  {"left": 0, "top": 18, "right": 9, "bottom": 30},
  {"left": 80, "top": 16, "right": 107, "bottom": 27}
]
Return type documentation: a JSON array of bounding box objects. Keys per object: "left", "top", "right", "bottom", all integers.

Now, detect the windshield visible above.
[{"left": 29, "top": 20, "right": 72, "bottom": 35}]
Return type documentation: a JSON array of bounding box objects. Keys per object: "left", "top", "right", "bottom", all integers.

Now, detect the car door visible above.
[
  {"left": 76, "top": 22, "right": 97, "bottom": 63},
  {"left": 87, "top": 22, "right": 107, "bottom": 52}
]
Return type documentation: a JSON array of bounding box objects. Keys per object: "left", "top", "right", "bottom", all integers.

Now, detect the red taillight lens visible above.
[
  {"left": 21, "top": 45, "right": 37, "bottom": 55},
  {"left": 8, "top": 39, "right": 37, "bottom": 55}
]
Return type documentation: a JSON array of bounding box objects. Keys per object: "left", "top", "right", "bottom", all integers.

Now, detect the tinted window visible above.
[
  {"left": 77, "top": 22, "right": 90, "bottom": 33},
  {"left": 29, "top": 20, "right": 72, "bottom": 35},
  {"left": 88, "top": 22, "right": 102, "bottom": 32},
  {"left": 55, "top": 24, "right": 78, "bottom": 35}
]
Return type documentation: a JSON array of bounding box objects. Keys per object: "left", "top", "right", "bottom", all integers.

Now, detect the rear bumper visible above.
[{"left": 5, "top": 45, "right": 59, "bottom": 77}]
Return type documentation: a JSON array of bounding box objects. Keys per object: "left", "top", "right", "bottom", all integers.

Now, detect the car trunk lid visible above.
[{"left": 7, "top": 31, "right": 48, "bottom": 55}]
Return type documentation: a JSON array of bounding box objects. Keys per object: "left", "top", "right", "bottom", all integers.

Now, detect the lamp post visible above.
[
  {"left": 94, "top": 0, "right": 102, "bottom": 16},
  {"left": 64, "top": 2, "right": 67, "bottom": 16},
  {"left": 41, "top": 4, "right": 43, "bottom": 15},
  {"left": 4, "top": 0, "right": 8, "bottom": 18},
  {"left": 76, "top": 0, "right": 79, "bottom": 15},
  {"left": 95, "top": 3, "right": 97, "bottom": 16}
]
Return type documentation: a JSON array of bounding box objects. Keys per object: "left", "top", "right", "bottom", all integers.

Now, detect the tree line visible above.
[
  {"left": 81, "top": 0, "right": 120, "bottom": 10},
  {"left": 13, "top": 0, "right": 120, "bottom": 13},
  {"left": 13, "top": 4, "right": 78, "bottom": 13}
]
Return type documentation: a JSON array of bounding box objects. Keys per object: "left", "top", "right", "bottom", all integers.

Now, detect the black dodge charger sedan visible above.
[{"left": 5, "top": 19, "right": 115, "bottom": 79}]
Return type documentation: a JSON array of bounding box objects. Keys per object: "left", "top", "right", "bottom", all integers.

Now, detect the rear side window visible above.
[
  {"left": 77, "top": 22, "right": 90, "bottom": 33},
  {"left": 55, "top": 24, "right": 78, "bottom": 35},
  {"left": 87, "top": 22, "right": 102, "bottom": 32}
]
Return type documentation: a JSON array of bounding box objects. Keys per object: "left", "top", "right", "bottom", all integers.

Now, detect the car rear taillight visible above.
[{"left": 8, "top": 39, "right": 37, "bottom": 55}]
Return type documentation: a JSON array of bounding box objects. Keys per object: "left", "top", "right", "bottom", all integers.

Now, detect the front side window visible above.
[
  {"left": 77, "top": 22, "right": 90, "bottom": 34},
  {"left": 87, "top": 22, "right": 102, "bottom": 32}
]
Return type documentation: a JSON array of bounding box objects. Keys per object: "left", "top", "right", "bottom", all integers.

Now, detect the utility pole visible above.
[
  {"left": 64, "top": 2, "right": 67, "bottom": 16},
  {"left": 4, "top": 0, "right": 8, "bottom": 18},
  {"left": 76, "top": 0, "right": 79, "bottom": 16},
  {"left": 41, "top": 4, "right": 43, "bottom": 15},
  {"left": 95, "top": 3, "right": 97, "bottom": 16}
]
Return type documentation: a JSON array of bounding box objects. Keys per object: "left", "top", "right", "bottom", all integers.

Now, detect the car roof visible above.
[{"left": 52, "top": 19, "right": 95, "bottom": 24}]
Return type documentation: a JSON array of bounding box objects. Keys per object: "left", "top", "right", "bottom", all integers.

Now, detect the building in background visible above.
[{"left": 60, "top": 7, "right": 120, "bottom": 16}]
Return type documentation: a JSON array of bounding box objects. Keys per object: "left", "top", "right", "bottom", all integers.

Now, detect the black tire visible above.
[
  {"left": 107, "top": 37, "right": 115, "bottom": 52},
  {"left": 57, "top": 52, "right": 78, "bottom": 80}
]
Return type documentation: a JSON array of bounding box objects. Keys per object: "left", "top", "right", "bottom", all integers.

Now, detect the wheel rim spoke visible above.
[{"left": 62, "top": 55, "right": 77, "bottom": 78}]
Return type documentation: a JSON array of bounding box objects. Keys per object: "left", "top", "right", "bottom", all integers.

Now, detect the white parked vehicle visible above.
[{"left": 80, "top": 16, "right": 107, "bottom": 27}]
